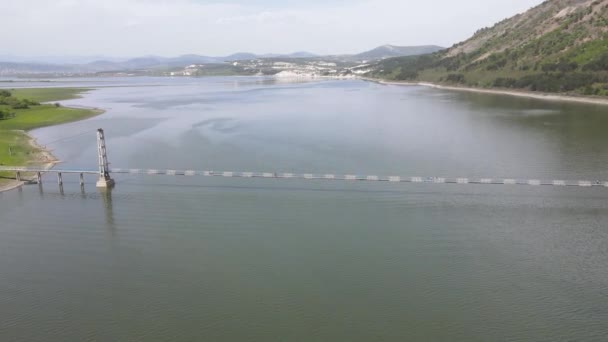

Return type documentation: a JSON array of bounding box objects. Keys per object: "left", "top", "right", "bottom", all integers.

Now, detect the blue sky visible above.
[{"left": 2, "top": 0, "right": 544, "bottom": 57}]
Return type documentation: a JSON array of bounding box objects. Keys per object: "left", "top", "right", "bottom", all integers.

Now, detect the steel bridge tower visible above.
[{"left": 96, "top": 128, "right": 115, "bottom": 188}]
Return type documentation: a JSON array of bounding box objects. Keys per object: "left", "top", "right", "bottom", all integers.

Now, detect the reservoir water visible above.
[{"left": 1, "top": 77, "right": 607, "bottom": 341}]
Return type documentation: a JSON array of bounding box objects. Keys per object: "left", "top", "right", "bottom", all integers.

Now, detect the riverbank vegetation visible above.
[
  {"left": 0, "top": 88, "right": 100, "bottom": 187},
  {"left": 10, "top": 87, "right": 93, "bottom": 102}
]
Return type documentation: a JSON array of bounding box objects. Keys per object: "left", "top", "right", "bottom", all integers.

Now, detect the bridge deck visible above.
[
  {"left": 1, "top": 167, "right": 606, "bottom": 188},
  {"left": 0, "top": 167, "right": 98, "bottom": 174}
]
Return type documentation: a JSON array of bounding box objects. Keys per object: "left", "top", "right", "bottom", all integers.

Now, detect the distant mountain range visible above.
[
  {"left": 0, "top": 52, "right": 318, "bottom": 66},
  {"left": 0, "top": 51, "right": 321, "bottom": 74},
  {"left": 0, "top": 54, "right": 129, "bottom": 65},
  {"left": 0, "top": 45, "right": 443, "bottom": 75}
]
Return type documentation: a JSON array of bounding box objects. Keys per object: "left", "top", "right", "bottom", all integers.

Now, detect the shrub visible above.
[
  {"left": 446, "top": 73, "right": 466, "bottom": 83},
  {"left": 515, "top": 72, "right": 600, "bottom": 92},
  {"left": 492, "top": 78, "right": 518, "bottom": 88},
  {"left": 0, "top": 95, "right": 38, "bottom": 109},
  {"left": 583, "top": 53, "right": 608, "bottom": 71},
  {"left": 10, "top": 102, "right": 29, "bottom": 109},
  {"left": 396, "top": 69, "right": 418, "bottom": 80},
  {"left": 542, "top": 61, "right": 578, "bottom": 73}
]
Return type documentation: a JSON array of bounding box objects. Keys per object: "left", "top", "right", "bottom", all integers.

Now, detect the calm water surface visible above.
[{"left": 1, "top": 77, "right": 608, "bottom": 341}]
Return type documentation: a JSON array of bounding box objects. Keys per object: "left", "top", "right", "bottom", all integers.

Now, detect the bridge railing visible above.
[{"left": 2, "top": 166, "right": 607, "bottom": 189}]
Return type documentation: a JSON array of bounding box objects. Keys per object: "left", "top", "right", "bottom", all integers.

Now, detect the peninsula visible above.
[{"left": 0, "top": 88, "right": 102, "bottom": 191}]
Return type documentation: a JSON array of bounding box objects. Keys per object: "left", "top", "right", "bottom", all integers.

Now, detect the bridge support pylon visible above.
[{"left": 96, "top": 128, "right": 115, "bottom": 189}]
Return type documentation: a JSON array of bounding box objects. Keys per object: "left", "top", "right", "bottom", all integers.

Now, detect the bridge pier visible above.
[
  {"left": 96, "top": 128, "right": 115, "bottom": 189},
  {"left": 96, "top": 178, "right": 115, "bottom": 189}
]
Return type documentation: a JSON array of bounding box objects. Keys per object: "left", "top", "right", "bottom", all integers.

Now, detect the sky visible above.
[{"left": 2, "top": 0, "right": 544, "bottom": 58}]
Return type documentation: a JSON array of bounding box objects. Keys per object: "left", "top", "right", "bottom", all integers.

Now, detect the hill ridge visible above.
[{"left": 372, "top": 0, "right": 608, "bottom": 96}]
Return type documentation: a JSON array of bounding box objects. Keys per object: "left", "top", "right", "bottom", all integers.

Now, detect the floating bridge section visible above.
[
  {"left": 2, "top": 166, "right": 607, "bottom": 189},
  {"left": 111, "top": 169, "right": 608, "bottom": 188}
]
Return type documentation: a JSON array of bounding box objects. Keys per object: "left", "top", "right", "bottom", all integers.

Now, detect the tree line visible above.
[{"left": 0, "top": 90, "right": 40, "bottom": 120}]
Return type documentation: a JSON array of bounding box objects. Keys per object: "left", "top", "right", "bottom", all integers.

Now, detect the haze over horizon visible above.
[{"left": 4, "top": 0, "right": 543, "bottom": 58}]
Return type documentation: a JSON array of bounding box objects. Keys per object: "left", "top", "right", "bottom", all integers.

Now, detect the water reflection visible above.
[
  {"left": 26, "top": 180, "right": 116, "bottom": 231},
  {"left": 99, "top": 188, "right": 116, "bottom": 232},
  {"left": 454, "top": 90, "right": 608, "bottom": 143},
  {"left": 447, "top": 90, "right": 608, "bottom": 179}
]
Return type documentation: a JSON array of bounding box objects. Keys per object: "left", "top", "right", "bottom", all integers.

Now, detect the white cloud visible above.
[{"left": 1, "top": 0, "right": 543, "bottom": 57}]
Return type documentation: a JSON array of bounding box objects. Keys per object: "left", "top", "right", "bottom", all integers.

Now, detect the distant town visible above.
[{"left": 0, "top": 45, "right": 444, "bottom": 78}]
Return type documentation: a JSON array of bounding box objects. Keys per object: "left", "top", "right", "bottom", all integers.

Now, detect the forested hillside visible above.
[{"left": 371, "top": 0, "right": 608, "bottom": 96}]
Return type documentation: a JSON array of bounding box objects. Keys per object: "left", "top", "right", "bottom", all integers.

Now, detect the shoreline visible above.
[
  {"left": 0, "top": 179, "right": 25, "bottom": 193},
  {"left": 27, "top": 130, "right": 61, "bottom": 169},
  {"left": 370, "top": 79, "right": 608, "bottom": 106},
  {"left": 0, "top": 131, "right": 68, "bottom": 193},
  {"left": 0, "top": 102, "right": 105, "bottom": 193}
]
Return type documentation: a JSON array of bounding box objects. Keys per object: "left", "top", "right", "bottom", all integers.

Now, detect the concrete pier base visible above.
[{"left": 96, "top": 177, "right": 115, "bottom": 189}]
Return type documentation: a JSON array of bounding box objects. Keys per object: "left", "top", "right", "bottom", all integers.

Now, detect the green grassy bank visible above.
[
  {"left": 11, "top": 87, "right": 92, "bottom": 103},
  {"left": 0, "top": 88, "right": 101, "bottom": 187}
]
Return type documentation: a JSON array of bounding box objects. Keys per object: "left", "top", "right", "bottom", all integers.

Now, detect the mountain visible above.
[
  {"left": 284, "top": 51, "right": 318, "bottom": 58},
  {"left": 371, "top": 0, "right": 608, "bottom": 96},
  {"left": 0, "top": 51, "right": 322, "bottom": 75},
  {"left": 224, "top": 53, "right": 259, "bottom": 61},
  {"left": 0, "top": 61, "right": 73, "bottom": 74},
  {"left": 355, "top": 45, "right": 444, "bottom": 59},
  {"left": 0, "top": 54, "right": 129, "bottom": 65}
]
